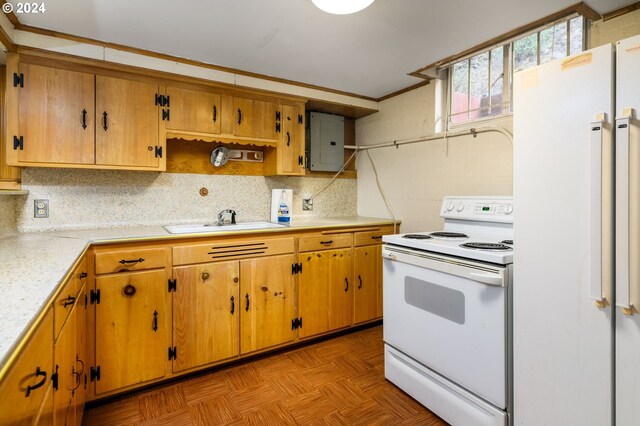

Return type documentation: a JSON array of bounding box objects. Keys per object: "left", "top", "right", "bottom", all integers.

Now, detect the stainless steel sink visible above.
[{"left": 164, "top": 221, "right": 287, "bottom": 234}]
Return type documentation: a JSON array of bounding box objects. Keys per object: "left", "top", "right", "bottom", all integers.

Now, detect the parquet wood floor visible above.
[{"left": 83, "top": 325, "right": 447, "bottom": 425}]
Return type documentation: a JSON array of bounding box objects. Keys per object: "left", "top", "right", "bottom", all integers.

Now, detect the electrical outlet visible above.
[
  {"left": 34, "top": 199, "right": 49, "bottom": 218},
  {"left": 303, "top": 198, "right": 313, "bottom": 211}
]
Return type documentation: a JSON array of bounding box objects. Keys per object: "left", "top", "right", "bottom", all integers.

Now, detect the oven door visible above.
[{"left": 383, "top": 244, "right": 509, "bottom": 409}]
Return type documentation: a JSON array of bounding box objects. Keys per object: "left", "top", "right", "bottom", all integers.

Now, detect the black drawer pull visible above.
[
  {"left": 230, "top": 296, "right": 235, "bottom": 315},
  {"left": 371, "top": 235, "right": 383, "bottom": 240},
  {"left": 358, "top": 275, "right": 363, "bottom": 289},
  {"left": 345, "top": 278, "right": 349, "bottom": 292},
  {"left": 320, "top": 240, "right": 333, "bottom": 246},
  {"left": 213, "top": 105, "right": 217, "bottom": 122},
  {"left": 152, "top": 310, "right": 158, "bottom": 331},
  {"left": 102, "top": 111, "right": 108, "bottom": 131},
  {"left": 286, "top": 131, "right": 291, "bottom": 146},
  {"left": 238, "top": 108, "right": 242, "bottom": 125},
  {"left": 25, "top": 367, "right": 47, "bottom": 397},
  {"left": 79, "top": 272, "right": 88, "bottom": 279},
  {"left": 119, "top": 258, "right": 145, "bottom": 265},
  {"left": 82, "top": 109, "right": 87, "bottom": 129},
  {"left": 245, "top": 293, "right": 250, "bottom": 312}
]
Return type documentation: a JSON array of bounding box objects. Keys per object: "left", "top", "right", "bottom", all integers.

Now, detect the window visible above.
[{"left": 448, "top": 16, "right": 584, "bottom": 127}]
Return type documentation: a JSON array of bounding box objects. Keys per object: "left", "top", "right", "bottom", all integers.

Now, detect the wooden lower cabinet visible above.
[
  {"left": 73, "top": 286, "right": 88, "bottom": 426},
  {"left": 240, "top": 254, "right": 296, "bottom": 354},
  {"left": 94, "top": 270, "right": 169, "bottom": 394},
  {"left": 53, "top": 308, "right": 76, "bottom": 426},
  {"left": 353, "top": 245, "right": 382, "bottom": 324},
  {"left": 172, "top": 261, "right": 240, "bottom": 372},
  {"left": 298, "top": 248, "right": 353, "bottom": 339},
  {"left": 0, "top": 309, "right": 53, "bottom": 425}
]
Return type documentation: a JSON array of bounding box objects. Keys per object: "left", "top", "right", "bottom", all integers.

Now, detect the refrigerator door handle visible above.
[
  {"left": 616, "top": 112, "right": 635, "bottom": 315},
  {"left": 589, "top": 117, "right": 606, "bottom": 308}
]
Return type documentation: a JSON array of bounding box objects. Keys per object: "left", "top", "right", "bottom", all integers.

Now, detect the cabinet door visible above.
[
  {"left": 253, "top": 100, "right": 278, "bottom": 140},
  {"left": 233, "top": 97, "right": 254, "bottom": 137},
  {"left": 95, "top": 76, "right": 161, "bottom": 168},
  {"left": 17, "top": 63, "right": 94, "bottom": 165},
  {"left": 240, "top": 254, "right": 296, "bottom": 353},
  {"left": 53, "top": 303, "right": 76, "bottom": 426},
  {"left": 73, "top": 285, "right": 88, "bottom": 426},
  {"left": 353, "top": 245, "right": 382, "bottom": 324},
  {"left": 299, "top": 248, "right": 352, "bottom": 338},
  {"left": 165, "top": 86, "right": 221, "bottom": 135},
  {"left": 0, "top": 309, "right": 53, "bottom": 425},
  {"left": 94, "top": 270, "right": 168, "bottom": 394},
  {"left": 279, "top": 104, "right": 305, "bottom": 175},
  {"left": 172, "top": 262, "right": 239, "bottom": 372}
]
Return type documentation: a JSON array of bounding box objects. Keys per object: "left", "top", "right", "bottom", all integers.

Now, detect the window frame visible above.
[{"left": 445, "top": 14, "right": 584, "bottom": 129}]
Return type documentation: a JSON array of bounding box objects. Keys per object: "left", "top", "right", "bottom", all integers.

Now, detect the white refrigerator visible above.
[{"left": 514, "top": 35, "right": 640, "bottom": 424}]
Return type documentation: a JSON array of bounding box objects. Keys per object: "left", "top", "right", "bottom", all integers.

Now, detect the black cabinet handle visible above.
[
  {"left": 358, "top": 275, "right": 363, "bottom": 289},
  {"left": 371, "top": 235, "right": 383, "bottom": 240},
  {"left": 152, "top": 310, "right": 158, "bottom": 331},
  {"left": 72, "top": 355, "right": 85, "bottom": 391},
  {"left": 79, "top": 272, "right": 88, "bottom": 279},
  {"left": 213, "top": 105, "right": 217, "bottom": 122},
  {"left": 286, "top": 131, "right": 291, "bottom": 146},
  {"left": 119, "top": 258, "right": 145, "bottom": 265},
  {"left": 102, "top": 111, "right": 108, "bottom": 131},
  {"left": 25, "top": 367, "right": 47, "bottom": 397},
  {"left": 320, "top": 240, "right": 333, "bottom": 246},
  {"left": 82, "top": 109, "right": 87, "bottom": 129},
  {"left": 230, "top": 296, "right": 235, "bottom": 315},
  {"left": 245, "top": 293, "right": 250, "bottom": 312},
  {"left": 345, "top": 278, "right": 349, "bottom": 292},
  {"left": 238, "top": 108, "right": 242, "bottom": 125},
  {"left": 63, "top": 295, "right": 76, "bottom": 308}
]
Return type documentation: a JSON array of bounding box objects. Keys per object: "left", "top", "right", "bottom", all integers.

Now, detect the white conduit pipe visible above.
[{"left": 344, "top": 125, "right": 513, "bottom": 151}]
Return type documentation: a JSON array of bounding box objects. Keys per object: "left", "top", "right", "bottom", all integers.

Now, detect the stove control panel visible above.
[{"left": 440, "top": 197, "right": 513, "bottom": 223}]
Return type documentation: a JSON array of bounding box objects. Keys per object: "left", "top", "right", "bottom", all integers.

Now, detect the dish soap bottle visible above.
[{"left": 277, "top": 190, "right": 291, "bottom": 224}]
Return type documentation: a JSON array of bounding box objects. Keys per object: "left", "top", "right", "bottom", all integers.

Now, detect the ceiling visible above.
[{"left": 6, "top": 0, "right": 633, "bottom": 99}]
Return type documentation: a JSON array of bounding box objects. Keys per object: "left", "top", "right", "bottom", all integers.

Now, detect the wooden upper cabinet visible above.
[
  {"left": 164, "top": 86, "right": 221, "bottom": 135},
  {"left": 265, "top": 103, "right": 305, "bottom": 176},
  {"left": 253, "top": 100, "right": 279, "bottom": 140},
  {"left": 95, "top": 76, "right": 162, "bottom": 168},
  {"left": 12, "top": 63, "right": 95, "bottom": 165}
]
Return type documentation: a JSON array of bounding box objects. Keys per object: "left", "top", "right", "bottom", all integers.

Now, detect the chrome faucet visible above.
[{"left": 217, "top": 209, "right": 237, "bottom": 226}]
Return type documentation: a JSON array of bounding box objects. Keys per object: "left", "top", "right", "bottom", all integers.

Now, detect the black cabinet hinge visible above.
[
  {"left": 51, "top": 365, "right": 59, "bottom": 390},
  {"left": 90, "top": 366, "right": 101, "bottom": 382},
  {"left": 13, "top": 136, "right": 23, "bottom": 151},
  {"left": 155, "top": 146, "right": 163, "bottom": 158},
  {"left": 90, "top": 289, "right": 101, "bottom": 305},
  {"left": 155, "top": 94, "right": 170, "bottom": 107},
  {"left": 291, "top": 263, "right": 302, "bottom": 275},
  {"left": 168, "top": 278, "right": 177, "bottom": 292},
  {"left": 13, "top": 72, "right": 24, "bottom": 88},
  {"left": 298, "top": 114, "right": 303, "bottom": 124},
  {"left": 276, "top": 122, "right": 281, "bottom": 133},
  {"left": 168, "top": 346, "right": 177, "bottom": 360},
  {"left": 162, "top": 109, "right": 170, "bottom": 121},
  {"left": 291, "top": 317, "right": 303, "bottom": 330},
  {"left": 298, "top": 155, "right": 304, "bottom": 166}
]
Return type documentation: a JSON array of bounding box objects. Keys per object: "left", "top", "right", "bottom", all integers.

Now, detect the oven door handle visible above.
[{"left": 468, "top": 272, "right": 503, "bottom": 287}]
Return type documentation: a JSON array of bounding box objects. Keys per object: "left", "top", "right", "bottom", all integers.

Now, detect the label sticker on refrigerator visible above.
[
  {"left": 561, "top": 52, "right": 592, "bottom": 71},
  {"left": 624, "top": 45, "right": 640, "bottom": 55}
]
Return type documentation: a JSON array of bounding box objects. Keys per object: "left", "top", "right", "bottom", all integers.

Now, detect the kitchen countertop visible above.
[{"left": 0, "top": 216, "right": 398, "bottom": 373}]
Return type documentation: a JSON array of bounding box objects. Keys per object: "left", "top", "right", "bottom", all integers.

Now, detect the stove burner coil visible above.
[
  {"left": 501, "top": 240, "right": 513, "bottom": 245},
  {"left": 460, "top": 242, "right": 512, "bottom": 251},
  {"left": 429, "top": 232, "right": 469, "bottom": 239},
  {"left": 402, "top": 234, "right": 432, "bottom": 239}
]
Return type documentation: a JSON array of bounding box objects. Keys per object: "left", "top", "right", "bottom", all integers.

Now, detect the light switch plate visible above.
[{"left": 34, "top": 199, "right": 49, "bottom": 218}]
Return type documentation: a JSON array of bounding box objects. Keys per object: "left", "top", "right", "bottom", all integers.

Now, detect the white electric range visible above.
[{"left": 382, "top": 196, "right": 513, "bottom": 426}]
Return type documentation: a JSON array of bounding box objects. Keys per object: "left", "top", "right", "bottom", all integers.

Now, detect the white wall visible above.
[
  {"left": 16, "top": 169, "right": 356, "bottom": 232},
  {"left": 356, "top": 84, "right": 513, "bottom": 232}
]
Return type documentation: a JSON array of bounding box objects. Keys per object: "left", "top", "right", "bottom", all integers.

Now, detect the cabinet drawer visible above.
[
  {"left": 0, "top": 308, "right": 53, "bottom": 425},
  {"left": 95, "top": 248, "right": 166, "bottom": 275},
  {"left": 298, "top": 234, "right": 352, "bottom": 252},
  {"left": 173, "top": 237, "right": 294, "bottom": 266},
  {"left": 354, "top": 226, "right": 396, "bottom": 246}
]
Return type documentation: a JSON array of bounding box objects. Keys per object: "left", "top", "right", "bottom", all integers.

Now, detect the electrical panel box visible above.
[{"left": 306, "top": 112, "right": 344, "bottom": 172}]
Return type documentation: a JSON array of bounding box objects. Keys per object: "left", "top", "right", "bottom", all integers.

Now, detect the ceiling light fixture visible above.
[{"left": 311, "top": 0, "right": 375, "bottom": 15}]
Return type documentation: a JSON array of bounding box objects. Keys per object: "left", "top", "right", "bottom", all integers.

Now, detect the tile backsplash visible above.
[{"left": 16, "top": 168, "right": 357, "bottom": 233}]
